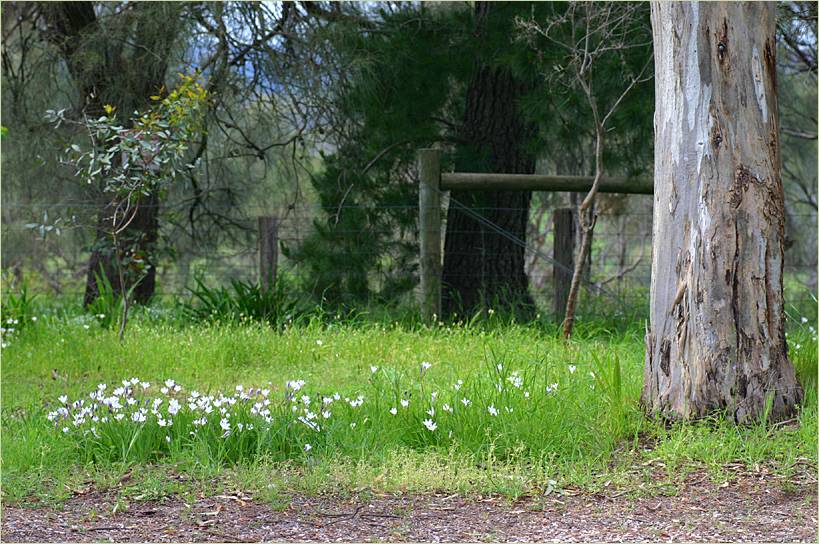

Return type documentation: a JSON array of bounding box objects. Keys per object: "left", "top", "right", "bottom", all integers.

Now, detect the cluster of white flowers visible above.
[
  {"left": 507, "top": 372, "right": 523, "bottom": 389},
  {"left": 47, "top": 356, "right": 584, "bottom": 446},
  {"left": 1, "top": 317, "right": 22, "bottom": 348},
  {"left": 46, "top": 377, "right": 341, "bottom": 444}
]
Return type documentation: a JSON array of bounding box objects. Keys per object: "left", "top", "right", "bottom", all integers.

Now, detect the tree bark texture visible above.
[
  {"left": 441, "top": 3, "right": 536, "bottom": 320},
  {"left": 644, "top": 2, "right": 802, "bottom": 422},
  {"left": 42, "top": 2, "right": 176, "bottom": 305}
]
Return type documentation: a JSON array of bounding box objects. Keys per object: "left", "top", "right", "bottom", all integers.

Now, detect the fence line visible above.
[{"left": 3, "top": 197, "right": 817, "bottom": 319}]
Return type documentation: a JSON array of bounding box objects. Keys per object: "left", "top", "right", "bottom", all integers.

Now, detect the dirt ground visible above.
[{"left": 3, "top": 473, "right": 816, "bottom": 542}]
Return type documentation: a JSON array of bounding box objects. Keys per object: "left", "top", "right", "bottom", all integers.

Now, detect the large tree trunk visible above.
[
  {"left": 644, "top": 2, "right": 802, "bottom": 423},
  {"left": 41, "top": 2, "right": 176, "bottom": 305},
  {"left": 441, "top": 4, "right": 536, "bottom": 321}
]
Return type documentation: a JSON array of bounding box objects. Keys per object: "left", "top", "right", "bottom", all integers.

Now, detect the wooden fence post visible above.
[
  {"left": 258, "top": 216, "right": 279, "bottom": 291},
  {"left": 553, "top": 208, "right": 574, "bottom": 319},
  {"left": 418, "top": 149, "right": 442, "bottom": 321}
]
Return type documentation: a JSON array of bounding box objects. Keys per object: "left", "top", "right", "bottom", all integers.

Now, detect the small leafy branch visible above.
[{"left": 46, "top": 74, "right": 209, "bottom": 340}]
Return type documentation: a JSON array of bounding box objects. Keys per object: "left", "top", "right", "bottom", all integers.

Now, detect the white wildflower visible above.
[
  {"left": 422, "top": 419, "right": 437, "bottom": 431},
  {"left": 568, "top": 365, "right": 576, "bottom": 374},
  {"left": 488, "top": 404, "right": 498, "bottom": 417},
  {"left": 508, "top": 373, "right": 523, "bottom": 388},
  {"left": 389, "top": 407, "right": 398, "bottom": 415},
  {"left": 287, "top": 380, "right": 306, "bottom": 392}
]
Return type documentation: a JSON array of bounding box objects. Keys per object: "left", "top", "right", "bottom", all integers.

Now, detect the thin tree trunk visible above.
[
  {"left": 644, "top": 2, "right": 802, "bottom": 422},
  {"left": 562, "top": 123, "right": 604, "bottom": 338},
  {"left": 441, "top": 4, "right": 536, "bottom": 321}
]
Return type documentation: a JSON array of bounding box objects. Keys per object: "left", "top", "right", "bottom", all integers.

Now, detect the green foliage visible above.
[
  {"left": 181, "top": 276, "right": 300, "bottom": 328},
  {"left": 1, "top": 281, "right": 37, "bottom": 324},
  {"left": 289, "top": 3, "right": 655, "bottom": 311},
  {"left": 42, "top": 73, "right": 210, "bottom": 314},
  {"left": 283, "top": 6, "right": 468, "bottom": 306},
  {"left": 0, "top": 280, "right": 37, "bottom": 346},
  {"left": 47, "top": 73, "right": 209, "bottom": 201},
  {"left": 85, "top": 272, "right": 126, "bottom": 330}
]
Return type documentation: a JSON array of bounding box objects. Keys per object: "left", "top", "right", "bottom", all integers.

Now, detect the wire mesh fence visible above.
[{"left": 2, "top": 198, "right": 817, "bottom": 320}]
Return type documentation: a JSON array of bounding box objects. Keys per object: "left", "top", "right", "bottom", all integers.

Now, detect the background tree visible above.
[
  {"left": 644, "top": 2, "right": 802, "bottom": 422},
  {"left": 440, "top": 2, "right": 539, "bottom": 321},
  {"left": 39, "top": 2, "right": 183, "bottom": 305}
]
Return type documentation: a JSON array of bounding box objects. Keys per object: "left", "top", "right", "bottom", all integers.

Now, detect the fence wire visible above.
[{"left": 2, "top": 200, "right": 817, "bottom": 318}]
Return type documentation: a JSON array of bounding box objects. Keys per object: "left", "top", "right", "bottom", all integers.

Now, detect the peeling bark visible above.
[{"left": 644, "top": 2, "right": 802, "bottom": 423}]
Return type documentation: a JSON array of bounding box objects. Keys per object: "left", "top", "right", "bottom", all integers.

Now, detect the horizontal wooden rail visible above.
[{"left": 440, "top": 172, "right": 653, "bottom": 195}]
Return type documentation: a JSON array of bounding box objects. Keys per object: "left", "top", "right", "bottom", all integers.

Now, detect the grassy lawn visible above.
[{"left": 2, "top": 310, "right": 816, "bottom": 507}]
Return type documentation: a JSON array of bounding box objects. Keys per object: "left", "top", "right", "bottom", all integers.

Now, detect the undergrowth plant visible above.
[
  {"left": 181, "top": 276, "right": 302, "bottom": 328},
  {"left": 45, "top": 350, "right": 641, "bottom": 468}
]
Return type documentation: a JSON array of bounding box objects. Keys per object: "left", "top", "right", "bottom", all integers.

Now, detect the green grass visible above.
[{"left": 1, "top": 309, "right": 816, "bottom": 506}]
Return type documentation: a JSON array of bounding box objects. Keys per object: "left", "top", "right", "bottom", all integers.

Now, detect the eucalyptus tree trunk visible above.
[{"left": 644, "top": 2, "right": 802, "bottom": 423}]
